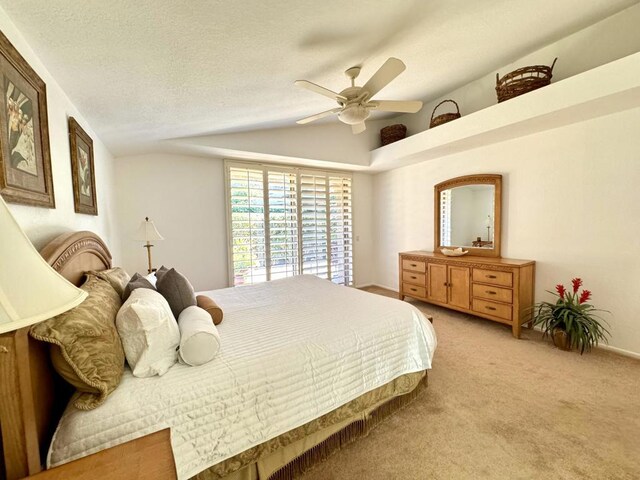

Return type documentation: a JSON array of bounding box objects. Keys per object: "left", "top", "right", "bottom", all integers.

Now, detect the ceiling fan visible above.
[{"left": 295, "top": 57, "right": 423, "bottom": 134}]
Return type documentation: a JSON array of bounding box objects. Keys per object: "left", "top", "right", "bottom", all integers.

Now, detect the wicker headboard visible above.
[{"left": 0, "top": 231, "right": 112, "bottom": 480}]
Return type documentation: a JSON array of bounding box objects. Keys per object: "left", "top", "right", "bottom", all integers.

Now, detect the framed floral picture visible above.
[
  {"left": 68, "top": 117, "right": 97, "bottom": 215},
  {"left": 0, "top": 29, "right": 54, "bottom": 207}
]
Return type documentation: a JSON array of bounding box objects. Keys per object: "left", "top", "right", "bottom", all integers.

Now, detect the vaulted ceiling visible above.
[{"left": 0, "top": 0, "right": 636, "bottom": 156}]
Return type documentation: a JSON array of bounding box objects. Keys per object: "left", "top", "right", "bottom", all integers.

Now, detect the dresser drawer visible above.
[
  {"left": 403, "top": 283, "right": 426, "bottom": 298},
  {"left": 472, "top": 283, "right": 513, "bottom": 304},
  {"left": 402, "top": 259, "right": 426, "bottom": 273},
  {"left": 402, "top": 271, "right": 426, "bottom": 285},
  {"left": 472, "top": 268, "right": 513, "bottom": 287},
  {"left": 473, "top": 298, "right": 512, "bottom": 321}
]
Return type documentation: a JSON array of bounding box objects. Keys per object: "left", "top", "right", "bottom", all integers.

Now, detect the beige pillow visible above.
[
  {"left": 30, "top": 275, "right": 125, "bottom": 410},
  {"left": 89, "top": 267, "right": 130, "bottom": 299}
]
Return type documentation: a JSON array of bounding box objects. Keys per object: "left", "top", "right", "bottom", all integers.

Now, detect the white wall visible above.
[
  {"left": 398, "top": 3, "right": 640, "bottom": 137},
  {"left": 0, "top": 7, "right": 118, "bottom": 257},
  {"left": 113, "top": 154, "right": 228, "bottom": 291},
  {"left": 114, "top": 153, "right": 375, "bottom": 291},
  {"left": 372, "top": 106, "right": 640, "bottom": 356}
]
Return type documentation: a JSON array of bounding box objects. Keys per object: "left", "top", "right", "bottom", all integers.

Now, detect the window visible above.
[{"left": 226, "top": 161, "right": 353, "bottom": 286}]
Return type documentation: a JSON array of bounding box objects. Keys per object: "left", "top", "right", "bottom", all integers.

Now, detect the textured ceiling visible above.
[{"left": 0, "top": 0, "right": 636, "bottom": 156}]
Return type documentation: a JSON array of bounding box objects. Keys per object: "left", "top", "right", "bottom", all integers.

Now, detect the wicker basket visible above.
[
  {"left": 429, "top": 100, "right": 461, "bottom": 128},
  {"left": 496, "top": 58, "right": 557, "bottom": 103},
  {"left": 380, "top": 124, "right": 407, "bottom": 146}
]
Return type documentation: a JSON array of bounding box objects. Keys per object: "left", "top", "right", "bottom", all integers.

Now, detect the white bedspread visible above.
[{"left": 49, "top": 276, "right": 437, "bottom": 479}]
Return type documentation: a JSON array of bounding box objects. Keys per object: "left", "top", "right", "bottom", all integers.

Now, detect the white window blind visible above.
[
  {"left": 440, "top": 189, "right": 451, "bottom": 246},
  {"left": 226, "top": 162, "right": 353, "bottom": 287}
]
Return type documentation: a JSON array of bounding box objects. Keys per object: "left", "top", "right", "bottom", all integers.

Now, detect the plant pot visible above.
[{"left": 552, "top": 329, "right": 571, "bottom": 351}]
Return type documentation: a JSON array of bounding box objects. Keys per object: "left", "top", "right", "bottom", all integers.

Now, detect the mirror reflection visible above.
[{"left": 440, "top": 184, "right": 495, "bottom": 249}]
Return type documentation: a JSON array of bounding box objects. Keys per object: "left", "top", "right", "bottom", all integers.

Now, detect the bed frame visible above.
[{"left": 0, "top": 231, "right": 112, "bottom": 480}]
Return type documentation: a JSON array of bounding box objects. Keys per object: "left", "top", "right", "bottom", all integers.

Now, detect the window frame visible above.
[{"left": 224, "top": 159, "right": 354, "bottom": 287}]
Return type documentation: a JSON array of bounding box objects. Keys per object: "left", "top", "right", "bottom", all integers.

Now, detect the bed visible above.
[{"left": 0, "top": 231, "right": 437, "bottom": 480}]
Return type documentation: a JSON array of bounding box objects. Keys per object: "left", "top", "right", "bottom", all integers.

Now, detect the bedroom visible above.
[{"left": 0, "top": 0, "right": 639, "bottom": 479}]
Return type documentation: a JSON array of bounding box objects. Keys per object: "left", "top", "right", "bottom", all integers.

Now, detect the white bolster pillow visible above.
[{"left": 178, "top": 306, "right": 220, "bottom": 366}]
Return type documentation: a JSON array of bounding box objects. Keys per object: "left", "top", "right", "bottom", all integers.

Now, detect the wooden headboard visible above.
[{"left": 0, "top": 231, "right": 112, "bottom": 480}]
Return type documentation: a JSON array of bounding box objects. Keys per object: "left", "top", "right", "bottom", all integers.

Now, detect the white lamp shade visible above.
[
  {"left": 0, "top": 196, "right": 88, "bottom": 334},
  {"left": 134, "top": 218, "right": 164, "bottom": 242}
]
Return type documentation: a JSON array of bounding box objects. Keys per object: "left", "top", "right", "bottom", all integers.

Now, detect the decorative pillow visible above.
[
  {"left": 196, "top": 295, "right": 224, "bottom": 325},
  {"left": 178, "top": 306, "right": 220, "bottom": 366},
  {"left": 155, "top": 267, "right": 196, "bottom": 318},
  {"left": 122, "top": 272, "right": 156, "bottom": 302},
  {"left": 88, "top": 267, "right": 130, "bottom": 299},
  {"left": 30, "top": 275, "right": 124, "bottom": 410},
  {"left": 116, "top": 288, "right": 180, "bottom": 377}
]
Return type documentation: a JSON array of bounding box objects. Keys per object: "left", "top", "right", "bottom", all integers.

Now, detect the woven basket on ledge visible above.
[
  {"left": 380, "top": 124, "right": 407, "bottom": 146},
  {"left": 496, "top": 58, "right": 557, "bottom": 103},
  {"left": 429, "top": 99, "right": 461, "bottom": 128}
]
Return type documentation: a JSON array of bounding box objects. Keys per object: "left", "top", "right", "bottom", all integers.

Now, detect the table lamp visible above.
[
  {"left": 134, "top": 217, "right": 163, "bottom": 273},
  {"left": 0, "top": 195, "right": 87, "bottom": 334}
]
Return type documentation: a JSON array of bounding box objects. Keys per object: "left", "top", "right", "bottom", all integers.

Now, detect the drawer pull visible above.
[
  {"left": 486, "top": 290, "right": 497, "bottom": 295},
  {"left": 410, "top": 288, "right": 417, "bottom": 292},
  {"left": 411, "top": 276, "right": 417, "bottom": 280},
  {"left": 485, "top": 306, "right": 497, "bottom": 311},
  {"left": 486, "top": 274, "right": 497, "bottom": 279},
  {"left": 410, "top": 263, "right": 417, "bottom": 267}
]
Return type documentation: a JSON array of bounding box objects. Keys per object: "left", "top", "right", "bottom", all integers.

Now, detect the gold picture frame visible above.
[
  {"left": 68, "top": 117, "right": 97, "bottom": 215},
  {"left": 0, "top": 29, "right": 54, "bottom": 208}
]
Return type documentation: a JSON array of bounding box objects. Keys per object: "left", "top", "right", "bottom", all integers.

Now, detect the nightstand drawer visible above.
[
  {"left": 25, "top": 429, "right": 176, "bottom": 479},
  {"left": 473, "top": 298, "right": 512, "bottom": 321},
  {"left": 472, "top": 268, "right": 513, "bottom": 287},
  {"left": 403, "top": 283, "right": 426, "bottom": 298},
  {"left": 402, "top": 259, "right": 426, "bottom": 273},
  {"left": 472, "top": 284, "right": 513, "bottom": 304},
  {"left": 402, "top": 271, "right": 426, "bottom": 285}
]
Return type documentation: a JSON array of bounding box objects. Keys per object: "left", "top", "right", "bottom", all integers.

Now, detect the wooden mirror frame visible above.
[{"left": 434, "top": 174, "right": 502, "bottom": 258}]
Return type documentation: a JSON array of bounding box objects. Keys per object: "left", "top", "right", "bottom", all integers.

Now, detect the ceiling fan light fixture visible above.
[{"left": 338, "top": 104, "right": 370, "bottom": 125}]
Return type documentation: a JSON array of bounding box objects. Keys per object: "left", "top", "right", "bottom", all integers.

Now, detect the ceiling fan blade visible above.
[
  {"left": 295, "top": 80, "right": 347, "bottom": 102},
  {"left": 352, "top": 122, "right": 366, "bottom": 134},
  {"left": 296, "top": 107, "right": 342, "bottom": 125},
  {"left": 361, "top": 57, "right": 406, "bottom": 99},
  {"left": 368, "top": 100, "right": 423, "bottom": 113}
]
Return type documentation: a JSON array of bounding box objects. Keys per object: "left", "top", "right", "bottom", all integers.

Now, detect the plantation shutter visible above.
[
  {"left": 440, "top": 189, "right": 451, "bottom": 246},
  {"left": 329, "top": 176, "right": 353, "bottom": 285},
  {"left": 267, "top": 170, "right": 299, "bottom": 280},
  {"left": 226, "top": 161, "right": 353, "bottom": 287},
  {"left": 300, "top": 172, "right": 329, "bottom": 279},
  {"left": 228, "top": 167, "right": 267, "bottom": 285}
]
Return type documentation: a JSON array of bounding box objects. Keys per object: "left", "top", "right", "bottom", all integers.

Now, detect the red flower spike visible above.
[
  {"left": 579, "top": 290, "right": 591, "bottom": 304},
  {"left": 572, "top": 278, "right": 583, "bottom": 293},
  {"left": 556, "top": 284, "right": 566, "bottom": 299}
]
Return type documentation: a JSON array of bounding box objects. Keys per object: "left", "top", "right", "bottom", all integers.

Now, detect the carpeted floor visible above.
[{"left": 299, "top": 287, "right": 640, "bottom": 480}]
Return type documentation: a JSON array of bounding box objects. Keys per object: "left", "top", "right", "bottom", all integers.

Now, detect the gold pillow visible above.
[
  {"left": 88, "top": 267, "right": 131, "bottom": 299},
  {"left": 30, "top": 275, "right": 125, "bottom": 410}
]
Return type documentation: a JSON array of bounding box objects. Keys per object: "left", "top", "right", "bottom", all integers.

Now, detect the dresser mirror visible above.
[{"left": 434, "top": 174, "right": 502, "bottom": 257}]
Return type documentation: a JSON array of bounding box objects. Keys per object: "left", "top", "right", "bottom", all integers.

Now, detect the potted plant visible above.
[{"left": 531, "top": 277, "right": 610, "bottom": 354}]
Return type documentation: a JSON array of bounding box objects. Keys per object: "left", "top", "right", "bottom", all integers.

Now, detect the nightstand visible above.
[{"left": 23, "top": 429, "right": 176, "bottom": 480}]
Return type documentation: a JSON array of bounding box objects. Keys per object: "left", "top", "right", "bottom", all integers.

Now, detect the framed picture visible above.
[
  {"left": 0, "top": 29, "right": 54, "bottom": 207},
  {"left": 68, "top": 117, "right": 97, "bottom": 215}
]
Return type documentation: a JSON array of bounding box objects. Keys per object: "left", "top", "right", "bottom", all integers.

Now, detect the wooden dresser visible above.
[{"left": 399, "top": 251, "right": 535, "bottom": 338}]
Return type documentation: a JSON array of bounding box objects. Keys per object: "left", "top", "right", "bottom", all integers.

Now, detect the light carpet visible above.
[{"left": 298, "top": 287, "right": 640, "bottom": 480}]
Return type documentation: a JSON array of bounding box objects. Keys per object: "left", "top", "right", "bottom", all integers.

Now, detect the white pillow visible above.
[
  {"left": 116, "top": 288, "right": 180, "bottom": 377},
  {"left": 145, "top": 272, "right": 157, "bottom": 287},
  {"left": 178, "top": 306, "right": 220, "bottom": 366}
]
